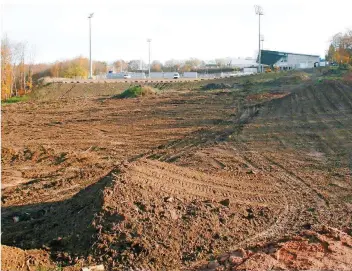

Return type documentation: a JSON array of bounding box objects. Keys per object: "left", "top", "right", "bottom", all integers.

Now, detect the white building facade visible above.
[{"left": 260, "top": 50, "right": 320, "bottom": 70}]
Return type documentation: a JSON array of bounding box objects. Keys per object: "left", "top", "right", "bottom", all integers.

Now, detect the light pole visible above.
[
  {"left": 261, "top": 34, "right": 264, "bottom": 51},
  {"left": 88, "top": 13, "right": 94, "bottom": 79},
  {"left": 147, "top": 38, "right": 151, "bottom": 78},
  {"left": 255, "top": 5, "right": 263, "bottom": 73}
]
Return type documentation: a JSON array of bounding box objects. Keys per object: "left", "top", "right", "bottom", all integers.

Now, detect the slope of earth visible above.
[{"left": 2, "top": 72, "right": 352, "bottom": 270}]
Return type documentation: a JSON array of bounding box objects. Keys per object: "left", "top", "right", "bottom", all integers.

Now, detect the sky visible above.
[{"left": 1, "top": 0, "right": 351, "bottom": 64}]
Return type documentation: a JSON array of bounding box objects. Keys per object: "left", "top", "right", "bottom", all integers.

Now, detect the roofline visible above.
[{"left": 261, "top": 50, "right": 320, "bottom": 58}]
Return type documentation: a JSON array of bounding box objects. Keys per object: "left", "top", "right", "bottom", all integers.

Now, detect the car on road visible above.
[
  {"left": 173, "top": 73, "right": 180, "bottom": 79},
  {"left": 123, "top": 74, "right": 131, "bottom": 79}
]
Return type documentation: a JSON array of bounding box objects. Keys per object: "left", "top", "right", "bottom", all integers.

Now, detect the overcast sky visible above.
[{"left": 1, "top": 0, "right": 351, "bottom": 64}]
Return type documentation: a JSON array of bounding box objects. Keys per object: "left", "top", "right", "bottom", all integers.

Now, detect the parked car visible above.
[
  {"left": 173, "top": 73, "right": 180, "bottom": 79},
  {"left": 123, "top": 74, "right": 131, "bottom": 79}
]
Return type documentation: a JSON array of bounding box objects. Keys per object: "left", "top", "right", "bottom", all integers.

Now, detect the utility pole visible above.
[
  {"left": 147, "top": 38, "right": 151, "bottom": 78},
  {"left": 255, "top": 5, "right": 263, "bottom": 73},
  {"left": 88, "top": 13, "right": 94, "bottom": 79}
]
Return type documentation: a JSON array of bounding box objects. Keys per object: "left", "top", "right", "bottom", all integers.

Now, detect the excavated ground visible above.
[{"left": 1, "top": 73, "right": 352, "bottom": 271}]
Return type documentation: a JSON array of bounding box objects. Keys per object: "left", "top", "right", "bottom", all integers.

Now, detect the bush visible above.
[
  {"left": 113, "top": 85, "right": 157, "bottom": 99},
  {"left": 339, "top": 63, "right": 352, "bottom": 71}
]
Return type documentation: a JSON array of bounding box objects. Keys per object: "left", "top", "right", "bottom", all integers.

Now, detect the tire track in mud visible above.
[
  {"left": 127, "top": 159, "right": 284, "bottom": 208},
  {"left": 127, "top": 81, "right": 352, "bottom": 249},
  {"left": 222, "top": 147, "right": 320, "bottom": 247}
]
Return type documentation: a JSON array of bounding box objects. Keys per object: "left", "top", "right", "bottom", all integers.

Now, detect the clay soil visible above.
[{"left": 1, "top": 73, "right": 352, "bottom": 270}]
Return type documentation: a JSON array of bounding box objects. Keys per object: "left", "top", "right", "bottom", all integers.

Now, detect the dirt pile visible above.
[
  {"left": 193, "top": 227, "right": 352, "bottom": 271},
  {"left": 1, "top": 170, "right": 117, "bottom": 269},
  {"left": 1, "top": 245, "right": 56, "bottom": 271},
  {"left": 90, "top": 159, "right": 276, "bottom": 270}
]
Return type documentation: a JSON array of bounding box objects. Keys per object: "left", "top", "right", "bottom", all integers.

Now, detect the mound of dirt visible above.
[
  {"left": 90, "top": 159, "right": 277, "bottom": 270},
  {"left": 1, "top": 170, "right": 117, "bottom": 268},
  {"left": 202, "top": 83, "right": 232, "bottom": 90},
  {"left": 1, "top": 245, "right": 56, "bottom": 271},
  {"left": 112, "top": 85, "right": 157, "bottom": 99},
  {"left": 193, "top": 227, "right": 352, "bottom": 271}
]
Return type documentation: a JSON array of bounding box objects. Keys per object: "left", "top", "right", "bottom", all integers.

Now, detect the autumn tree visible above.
[
  {"left": 164, "top": 59, "right": 182, "bottom": 72},
  {"left": 327, "top": 30, "right": 352, "bottom": 65},
  {"left": 63, "top": 63, "right": 88, "bottom": 78},
  {"left": 151, "top": 60, "right": 162, "bottom": 72},
  {"left": 179, "top": 64, "right": 192, "bottom": 73},
  {"left": 185, "top": 58, "right": 202, "bottom": 69},
  {"left": 94, "top": 61, "right": 107, "bottom": 75},
  {"left": 50, "top": 61, "right": 61, "bottom": 77},
  {"left": 1, "top": 36, "right": 13, "bottom": 100}
]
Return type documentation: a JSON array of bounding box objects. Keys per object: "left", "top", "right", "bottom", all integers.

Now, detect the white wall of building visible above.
[
  {"left": 183, "top": 72, "right": 198, "bottom": 78},
  {"left": 275, "top": 54, "right": 320, "bottom": 69}
]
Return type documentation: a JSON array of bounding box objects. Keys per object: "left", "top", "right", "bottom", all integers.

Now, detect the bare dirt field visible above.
[{"left": 2, "top": 70, "right": 352, "bottom": 270}]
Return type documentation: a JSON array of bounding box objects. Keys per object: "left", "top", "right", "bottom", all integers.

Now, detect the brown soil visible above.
[
  {"left": 193, "top": 227, "right": 352, "bottom": 271},
  {"left": 1, "top": 245, "right": 55, "bottom": 271},
  {"left": 2, "top": 73, "right": 352, "bottom": 270}
]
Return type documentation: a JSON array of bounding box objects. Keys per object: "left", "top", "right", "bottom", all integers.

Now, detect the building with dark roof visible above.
[{"left": 259, "top": 50, "right": 320, "bottom": 70}]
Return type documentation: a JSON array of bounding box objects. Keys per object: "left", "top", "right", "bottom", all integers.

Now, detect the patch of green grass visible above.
[
  {"left": 2, "top": 95, "right": 29, "bottom": 105},
  {"left": 113, "top": 85, "right": 156, "bottom": 99}
]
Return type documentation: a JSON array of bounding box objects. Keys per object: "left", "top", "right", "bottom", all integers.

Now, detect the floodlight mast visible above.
[
  {"left": 255, "top": 5, "right": 263, "bottom": 73},
  {"left": 147, "top": 38, "right": 152, "bottom": 78},
  {"left": 88, "top": 13, "right": 94, "bottom": 79}
]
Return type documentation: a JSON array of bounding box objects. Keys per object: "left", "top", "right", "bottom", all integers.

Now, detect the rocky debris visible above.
[
  {"left": 194, "top": 227, "right": 352, "bottom": 271},
  {"left": 243, "top": 208, "right": 255, "bottom": 219},
  {"left": 164, "top": 196, "right": 174, "bottom": 203}
]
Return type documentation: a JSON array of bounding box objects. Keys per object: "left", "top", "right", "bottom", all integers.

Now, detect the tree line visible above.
[
  {"left": 112, "top": 58, "right": 232, "bottom": 73},
  {"left": 1, "top": 36, "right": 34, "bottom": 100}
]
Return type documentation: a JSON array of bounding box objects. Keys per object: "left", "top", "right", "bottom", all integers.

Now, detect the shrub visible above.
[
  {"left": 113, "top": 85, "right": 156, "bottom": 99},
  {"left": 339, "top": 63, "right": 352, "bottom": 71}
]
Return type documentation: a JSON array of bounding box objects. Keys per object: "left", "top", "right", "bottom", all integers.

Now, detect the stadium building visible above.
[{"left": 260, "top": 50, "right": 320, "bottom": 70}]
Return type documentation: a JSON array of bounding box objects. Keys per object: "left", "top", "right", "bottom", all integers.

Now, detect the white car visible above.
[
  {"left": 173, "top": 73, "right": 180, "bottom": 79},
  {"left": 123, "top": 74, "right": 131, "bottom": 79}
]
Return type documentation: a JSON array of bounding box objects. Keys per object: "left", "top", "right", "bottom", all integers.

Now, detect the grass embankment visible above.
[{"left": 1, "top": 95, "right": 29, "bottom": 105}]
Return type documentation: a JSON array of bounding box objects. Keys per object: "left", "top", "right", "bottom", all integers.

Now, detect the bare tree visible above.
[{"left": 128, "top": 60, "right": 145, "bottom": 71}]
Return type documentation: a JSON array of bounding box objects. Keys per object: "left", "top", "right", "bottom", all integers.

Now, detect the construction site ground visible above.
[{"left": 1, "top": 69, "right": 352, "bottom": 271}]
